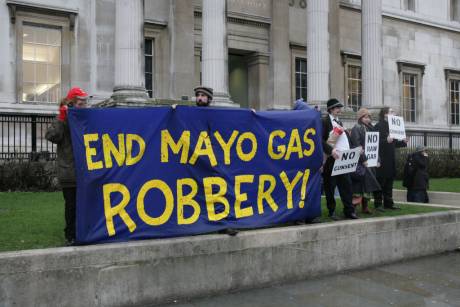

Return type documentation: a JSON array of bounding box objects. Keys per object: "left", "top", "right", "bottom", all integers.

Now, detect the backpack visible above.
[{"left": 402, "top": 154, "right": 416, "bottom": 188}]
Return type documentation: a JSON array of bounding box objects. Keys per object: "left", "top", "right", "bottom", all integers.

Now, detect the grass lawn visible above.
[
  {"left": 0, "top": 192, "right": 65, "bottom": 252},
  {"left": 394, "top": 178, "right": 460, "bottom": 193},
  {"left": 0, "top": 192, "right": 454, "bottom": 253}
]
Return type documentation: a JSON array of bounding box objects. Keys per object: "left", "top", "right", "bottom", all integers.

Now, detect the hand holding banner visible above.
[{"left": 68, "top": 106, "right": 323, "bottom": 244}]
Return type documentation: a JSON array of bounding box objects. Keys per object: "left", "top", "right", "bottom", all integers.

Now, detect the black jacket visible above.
[
  {"left": 411, "top": 152, "right": 429, "bottom": 190},
  {"left": 322, "top": 115, "right": 350, "bottom": 175},
  {"left": 322, "top": 115, "right": 334, "bottom": 156},
  {"left": 374, "top": 120, "right": 407, "bottom": 179},
  {"left": 350, "top": 122, "right": 374, "bottom": 159}
]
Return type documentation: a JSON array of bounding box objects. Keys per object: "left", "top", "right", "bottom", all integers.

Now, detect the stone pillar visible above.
[
  {"left": 269, "top": 0, "right": 291, "bottom": 109},
  {"left": 329, "top": 0, "right": 343, "bottom": 102},
  {"left": 169, "top": 0, "right": 195, "bottom": 100},
  {"left": 111, "top": 0, "right": 148, "bottom": 104},
  {"left": 201, "top": 0, "right": 233, "bottom": 106},
  {"left": 248, "top": 53, "right": 269, "bottom": 110},
  {"left": 307, "top": 0, "right": 330, "bottom": 107},
  {"left": 362, "top": 0, "right": 383, "bottom": 107}
]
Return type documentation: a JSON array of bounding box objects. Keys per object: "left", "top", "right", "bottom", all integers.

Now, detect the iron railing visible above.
[
  {"left": 2, "top": 112, "right": 460, "bottom": 161},
  {"left": 406, "top": 130, "right": 460, "bottom": 150},
  {"left": 0, "top": 113, "right": 56, "bottom": 161}
]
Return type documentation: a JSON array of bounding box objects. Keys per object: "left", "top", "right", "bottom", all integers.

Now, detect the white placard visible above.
[
  {"left": 364, "top": 132, "right": 379, "bottom": 167},
  {"left": 331, "top": 147, "right": 361, "bottom": 176},
  {"left": 331, "top": 120, "right": 350, "bottom": 151},
  {"left": 388, "top": 115, "right": 406, "bottom": 140}
]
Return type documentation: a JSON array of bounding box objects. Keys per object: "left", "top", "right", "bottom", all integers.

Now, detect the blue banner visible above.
[{"left": 68, "top": 106, "right": 323, "bottom": 244}]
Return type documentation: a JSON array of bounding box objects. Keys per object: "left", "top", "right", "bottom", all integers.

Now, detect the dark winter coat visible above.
[
  {"left": 321, "top": 115, "right": 351, "bottom": 176},
  {"left": 350, "top": 122, "right": 381, "bottom": 194},
  {"left": 410, "top": 152, "right": 429, "bottom": 190},
  {"left": 45, "top": 119, "right": 76, "bottom": 187},
  {"left": 374, "top": 120, "right": 407, "bottom": 179}
]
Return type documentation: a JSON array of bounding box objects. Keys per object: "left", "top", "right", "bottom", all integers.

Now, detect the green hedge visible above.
[
  {"left": 2, "top": 148, "right": 458, "bottom": 190},
  {"left": 395, "top": 148, "right": 460, "bottom": 179},
  {"left": 0, "top": 161, "right": 59, "bottom": 191}
]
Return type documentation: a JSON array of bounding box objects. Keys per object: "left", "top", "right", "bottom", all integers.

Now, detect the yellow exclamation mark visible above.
[{"left": 298, "top": 169, "right": 310, "bottom": 208}]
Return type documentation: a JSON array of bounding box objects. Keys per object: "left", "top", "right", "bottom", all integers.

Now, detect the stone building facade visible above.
[{"left": 2, "top": 0, "right": 460, "bottom": 153}]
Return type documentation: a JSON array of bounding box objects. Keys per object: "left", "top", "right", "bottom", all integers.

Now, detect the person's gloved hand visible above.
[{"left": 58, "top": 105, "right": 68, "bottom": 122}]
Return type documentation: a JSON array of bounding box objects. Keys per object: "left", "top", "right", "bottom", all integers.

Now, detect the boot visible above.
[{"left": 362, "top": 198, "right": 371, "bottom": 214}]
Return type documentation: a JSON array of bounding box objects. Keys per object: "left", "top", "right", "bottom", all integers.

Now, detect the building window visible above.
[
  {"left": 347, "top": 65, "right": 362, "bottom": 112},
  {"left": 295, "top": 57, "right": 307, "bottom": 100},
  {"left": 341, "top": 52, "right": 362, "bottom": 112},
  {"left": 144, "top": 38, "right": 154, "bottom": 98},
  {"left": 10, "top": 4, "right": 72, "bottom": 105},
  {"left": 451, "top": 0, "right": 460, "bottom": 22},
  {"left": 403, "top": 0, "right": 416, "bottom": 11},
  {"left": 22, "top": 24, "right": 61, "bottom": 103},
  {"left": 402, "top": 73, "right": 417, "bottom": 122},
  {"left": 398, "top": 61, "right": 424, "bottom": 123},
  {"left": 450, "top": 79, "right": 460, "bottom": 125}
]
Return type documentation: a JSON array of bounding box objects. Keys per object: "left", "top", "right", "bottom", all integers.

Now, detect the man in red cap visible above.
[{"left": 45, "top": 87, "right": 89, "bottom": 245}]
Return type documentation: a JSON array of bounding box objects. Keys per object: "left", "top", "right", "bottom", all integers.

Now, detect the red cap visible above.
[{"left": 66, "top": 87, "right": 88, "bottom": 100}]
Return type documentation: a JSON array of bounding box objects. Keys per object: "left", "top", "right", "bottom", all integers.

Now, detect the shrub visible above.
[
  {"left": 0, "top": 160, "right": 59, "bottom": 191},
  {"left": 396, "top": 148, "right": 460, "bottom": 179}
]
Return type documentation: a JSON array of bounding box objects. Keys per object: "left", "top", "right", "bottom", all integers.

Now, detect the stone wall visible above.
[{"left": 1, "top": 211, "right": 459, "bottom": 306}]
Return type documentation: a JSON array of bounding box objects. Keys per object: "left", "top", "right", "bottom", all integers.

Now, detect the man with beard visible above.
[{"left": 194, "top": 86, "right": 213, "bottom": 107}]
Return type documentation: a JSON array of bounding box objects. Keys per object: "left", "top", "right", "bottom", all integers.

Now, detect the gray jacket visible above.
[{"left": 45, "top": 119, "right": 76, "bottom": 188}]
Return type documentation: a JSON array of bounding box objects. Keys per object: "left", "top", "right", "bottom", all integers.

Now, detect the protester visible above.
[
  {"left": 292, "top": 98, "right": 320, "bottom": 112},
  {"left": 45, "top": 87, "right": 89, "bottom": 245},
  {"left": 194, "top": 86, "right": 213, "bottom": 107},
  {"left": 373, "top": 107, "right": 407, "bottom": 210},
  {"left": 193, "top": 85, "right": 239, "bottom": 235},
  {"left": 322, "top": 98, "right": 358, "bottom": 220},
  {"left": 404, "top": 145, "right": 429, "bottom": 203},
  {"left": 350, "top": 108, "right": 381, "bottom": 214}
]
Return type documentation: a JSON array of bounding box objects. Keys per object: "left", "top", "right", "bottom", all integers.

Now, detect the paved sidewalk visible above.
[{"left": 157, "top": 252, "right": 460, "bottom": 307}]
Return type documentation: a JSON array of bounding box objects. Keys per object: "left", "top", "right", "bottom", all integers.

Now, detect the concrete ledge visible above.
[
  {"left": 394, "top": 189, "right": 460, "bottom": 207},
  {"left": 1, "top": 211, "right": 460, "bottom": 307}
]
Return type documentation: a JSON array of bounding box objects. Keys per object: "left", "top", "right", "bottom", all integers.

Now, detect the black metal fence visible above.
[
  {"left": 0, "top": 113, "right": 56, "bottom": 161},
  {"left": 2, "top": 112, "right": 460, "bottom": 161},
  {"left": 406, "top": 130, "right": 460, "bottom": 150}
]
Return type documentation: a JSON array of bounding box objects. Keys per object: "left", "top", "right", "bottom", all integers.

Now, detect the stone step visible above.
[{"left": 393, "top": 189, "right": 460, "bottom": 207}]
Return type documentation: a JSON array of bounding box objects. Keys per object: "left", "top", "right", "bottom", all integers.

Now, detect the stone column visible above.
[
  {"left": 269, "top": 0, "right": 291, "bottom": 109},
  {"left": 111, "top": 0, "right": 148, "bottom": 105},
  {"left": 169, "top": 0, "right": 195, "bottom": 100},
  {"left": 307, "top": 0, "right": 330, "bottom": 108},
  {"left": 201, "top": 0, "right": 233, "bottom": 106},
  {"left": 362, "top": 0, "right": 383, "bottom": 107},
  {"left": 248, "top": 52, "right": 269, "bottom": 110}
]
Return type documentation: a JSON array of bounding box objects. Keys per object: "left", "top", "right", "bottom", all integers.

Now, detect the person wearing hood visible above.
[
  {"left": 292, "top": 98, "right": 320, "bottom": 112},
  {"left": 405, "top": 146, "right": 429, "bottom": 203}
]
